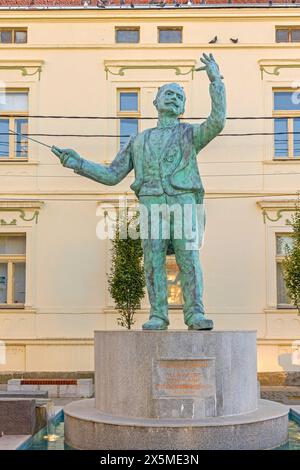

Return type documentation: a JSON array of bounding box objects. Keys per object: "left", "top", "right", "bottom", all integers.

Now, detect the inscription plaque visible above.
[
  {"left": 153, "top": 358, "right": 216, "bottom": 398},
  {"left": 152, "top": 358, "right": 217, "bottom": 418}
]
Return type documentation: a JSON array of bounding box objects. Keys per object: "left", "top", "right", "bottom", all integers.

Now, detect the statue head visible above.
[{"left": 153, "top": 83, "right": 186, "bottom": 117}]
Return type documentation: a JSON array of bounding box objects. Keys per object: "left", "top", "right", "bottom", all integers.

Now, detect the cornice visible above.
[
  {"left": 0, "top": 199, "right": 44, "bottom": 209},
  {"left": 0, "top": 59, "right": 44, "bottom": 80},
  {"left": 257, "top": 197, "right": 299, "bottom": 223},
  {"left": 1, "top": 7, "right": 300, "bottom": 21},
  {"left": 0, "top": 199, "right": 44, "bottom": 225},
  {"left": 257, "top": 197, "right": 300, "bottom": 210}
]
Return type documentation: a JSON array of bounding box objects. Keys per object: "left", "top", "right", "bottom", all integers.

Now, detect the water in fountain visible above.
[{"left": 44, "top": 401, "right": 58, "bottom": 442}]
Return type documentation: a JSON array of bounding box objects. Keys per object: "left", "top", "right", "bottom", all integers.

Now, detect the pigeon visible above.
[
  {"left": 230, "top": 38, "right": 238, "bottom": 43},
  {"left": 208, "top": 36, "right": 217, "bottom": 44}
]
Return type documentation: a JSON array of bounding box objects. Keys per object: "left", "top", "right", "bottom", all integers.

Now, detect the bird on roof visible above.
[{"left": 208, "top": 36, "right": 218, "bottom": 44}]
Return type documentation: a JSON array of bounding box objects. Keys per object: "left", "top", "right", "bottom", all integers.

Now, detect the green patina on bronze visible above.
[{"left": 52, "top": 53, "right": 226, "bottom": 331}]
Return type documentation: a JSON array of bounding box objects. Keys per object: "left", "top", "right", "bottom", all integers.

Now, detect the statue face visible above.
[{"left": 154, "top": 84, "right": 185, "bottom": 117}]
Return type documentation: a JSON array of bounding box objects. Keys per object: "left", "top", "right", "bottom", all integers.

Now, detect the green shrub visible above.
[{"left": 108, "top": 210, "right": 145, "bottom": 329}]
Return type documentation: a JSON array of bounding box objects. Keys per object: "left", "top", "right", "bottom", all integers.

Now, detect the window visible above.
[
  {"left": 273, "top": 90, "right": 300, "bottom": 159},
  {"left": 0, "top": 90, "right": 28, "bottom": 160},
  {"left": 166, "top": 256, "right": 182, "bottom": 306},
  {"left": 0, "top": 234, "right": 26, "bottom": 308},
  {"left": 276, "top": 27, "right": 300, "bottom": 43},
  {"left": 158, "top": 27, "right": 182, "bottom": 44},
  {"left": 276, "top": 234, "right": 294, "bottom": 308},
  {"left": 117, "top": 90, "right": 139, "bottom": 149},
  {"left": 0, "top": 29, "right": 27, "bottom": 44},
  {"left": 115, "top": 28, "right": 139, "bottom": 44}
]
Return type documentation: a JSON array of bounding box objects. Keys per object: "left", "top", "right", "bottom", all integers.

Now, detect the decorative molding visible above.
[
  {"left": 105, "top": 65, "right": 195, "bottom": 80},
  {"left": 104, "top": 60, "right": 196, "bottom": 80},
  {"left": 0, "top": 60, "right": 44, "bottom": 81},
  {"left": 6, "top": 9, "right": 300, "bottom": 22},
  {"left": 3, "top": 44, "right": 300, "bottom": 52},
  {"left": 258, "top": 59, "right": 300, "bottom": 80},
  {"left": 262, "top": 208, "right": 291, "bottom": 224},
  {"left": 0, "top": 200, "right": 44, "bottom": 225},
  {"left": 0, "top": 219, "right": 17, "bottom": 226},
  {"left": 257, "top": 198, "right": 299, "bottom": 223}
]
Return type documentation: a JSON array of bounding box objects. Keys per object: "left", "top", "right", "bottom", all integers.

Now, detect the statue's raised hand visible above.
[
  {"left": 195, "top": 53, "right": 223, "bottom": 82},
  {"left": 51, "top": 146, "right": 82, "bottom": 170}
]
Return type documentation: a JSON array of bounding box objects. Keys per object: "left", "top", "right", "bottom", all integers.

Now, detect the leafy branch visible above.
[{"left": 107, "top": 209, "right": 145, "bottom": 329}]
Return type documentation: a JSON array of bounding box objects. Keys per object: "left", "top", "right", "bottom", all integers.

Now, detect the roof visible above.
[{"left": 0, "top": 0, "right": 298, "bottom": 8}]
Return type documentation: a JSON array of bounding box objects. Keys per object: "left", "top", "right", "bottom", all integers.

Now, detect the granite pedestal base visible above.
[{"left": 64, "top": 330, "right": 289, "bottom": 450}]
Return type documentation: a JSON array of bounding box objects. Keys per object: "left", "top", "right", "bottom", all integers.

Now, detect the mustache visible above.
[{"left": 164, "top": 101, "right": 179, "bottom": 107}]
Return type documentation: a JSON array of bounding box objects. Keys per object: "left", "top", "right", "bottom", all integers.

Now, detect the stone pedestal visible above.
[
  {"left": 0, "top": 399, "right": 36, "bottom": 435},
  {"left": 64, "top": 330, "right": 289, "bottom": 450}
]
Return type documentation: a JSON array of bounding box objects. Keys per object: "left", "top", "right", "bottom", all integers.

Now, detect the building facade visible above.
[{"left": 0, "top": 2, "right": 300, "bottom": 373}]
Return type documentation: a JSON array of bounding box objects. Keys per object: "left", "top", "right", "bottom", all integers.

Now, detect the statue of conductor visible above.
[{"left": 52, "top": 53, "right": 226, "bottom": 331}]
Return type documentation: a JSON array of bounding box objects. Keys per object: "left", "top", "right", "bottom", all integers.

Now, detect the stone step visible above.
[
  {"left": 261, "top": 386, "right": 300, "bottom": 405},
  {"left": 0, "top": 391, "right": 48, "bottom": 398}
]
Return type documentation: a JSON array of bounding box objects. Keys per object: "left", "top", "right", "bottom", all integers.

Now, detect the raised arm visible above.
[
  {"left": 51, "top": 137, "right": 133, "bottom": 186},
  {"left": 193, "top": 53, "right": 226, "bottom": 154}
]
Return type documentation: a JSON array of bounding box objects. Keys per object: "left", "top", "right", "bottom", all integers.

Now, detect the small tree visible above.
[
  {"left": 282, "top": 202, "right": 300, "bottom": 314},
  {"left": 108, "top": 209, "right": 145, "bottom": 329}
]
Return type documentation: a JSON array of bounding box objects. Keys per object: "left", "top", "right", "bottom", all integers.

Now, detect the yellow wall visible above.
[{"left": 0, "top": 8, "right": 299, "bottom": 372}]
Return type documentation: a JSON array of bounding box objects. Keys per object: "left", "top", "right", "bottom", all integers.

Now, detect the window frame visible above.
[
  {"left": 157, "top": 27, "right": 183, "bottom": 44},
  {"left": 276, "top": 26, "right": 300, "bottom": 43},
  {"left": 166, "top": 255, "right": 183, "bottom": 308},
  {"left": 273, "top": 88, "right": 300, "bottom": 160},
  {"left": 275, "top": 233, "right": 294, "bottom": 309},
  {"left": 0, "top": 233, "right": 26, "bottom": 309},
  {"left": 0, "top": 88, "right": 29, "bottom": 162},
  {"left": 115, "top": 27, "right": 140, "bottom": 44},
  {"left": 117, "top": 88, "right": 140, "bottom": 149},
  {"left": 0, "top": 28, "right": 27, "bottom": 44}
]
